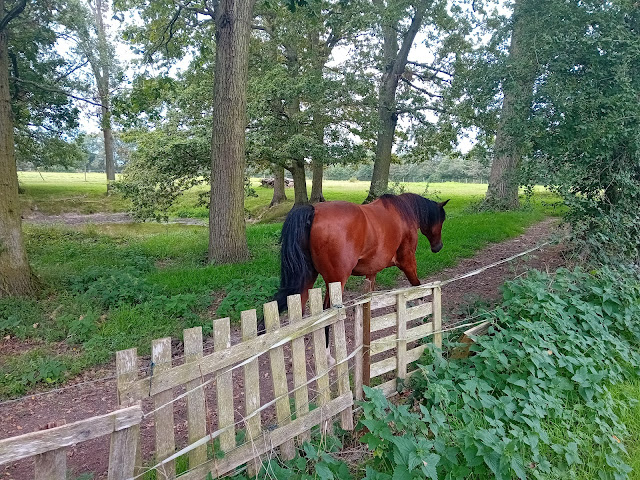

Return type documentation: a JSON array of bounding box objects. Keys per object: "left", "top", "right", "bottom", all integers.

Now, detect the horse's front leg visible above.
[{"left": 396, "top": 245, "right": 421, "bottom": 286}]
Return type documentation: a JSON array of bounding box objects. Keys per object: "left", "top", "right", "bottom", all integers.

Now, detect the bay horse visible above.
[{"left": 271, "top": 193, "right": 448, "bottom": 363}]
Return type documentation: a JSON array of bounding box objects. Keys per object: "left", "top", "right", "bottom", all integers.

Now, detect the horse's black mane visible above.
[{"left": 378, "top": 193, "right": 445, "bottom": 229}]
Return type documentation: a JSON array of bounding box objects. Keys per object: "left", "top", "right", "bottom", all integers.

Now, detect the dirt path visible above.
[
  {"left": 0, "top": 218, "right": 565, "bottom": 480},
  {"left": 24, "top": 212, "right": 206, "bottom": 226}
]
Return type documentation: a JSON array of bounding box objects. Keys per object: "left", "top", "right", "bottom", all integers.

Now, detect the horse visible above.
[{"left": 271, "top": 193, "right": 448, "bottom": 364}]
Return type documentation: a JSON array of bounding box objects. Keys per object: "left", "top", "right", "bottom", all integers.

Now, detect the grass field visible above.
[{"left": 1, "top": 172, "right": 563, "bottom": 399}]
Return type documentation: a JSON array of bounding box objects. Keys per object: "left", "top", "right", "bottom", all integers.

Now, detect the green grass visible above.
[
  {"left": 2, "top": 173, "right": 564, "bottom": 400},
  {"left": 18, "top": 171, "right": 130, "bottom": 215}
]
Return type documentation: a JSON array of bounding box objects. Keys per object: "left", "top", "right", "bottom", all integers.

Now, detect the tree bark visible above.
[
  {"left": 270, "top": 166, "right": 287, "bottom": 207},
  {"left": 208, "top": 0, "right": 254, "bottom": 264},
  {"left": 310, "top": 157, "right": 325, "bottom": 203},
  {"left": 289, "top": 160, "right": 309, "bottom": 205},
  {"left": 0, "top": 28, "right": 37, "bottom": 297},
  {"left": 484, "top": 0, "right": 535, "bottom": 210},
  {"left": 365, "top": 1, "right": 427, "bottom": 203}
]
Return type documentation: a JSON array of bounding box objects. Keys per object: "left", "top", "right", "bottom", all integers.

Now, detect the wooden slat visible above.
[
  {"left": 329, "top": 283, "right": 354, "bottom": 430},
  {"left": 406, "top": 344, "right": 428, "bottom": 364},
  {"left": 371, "top": 311, "right": 397, "bottom": 332},
  {"left": 34, "top": 448, "right": 66, "bottom": 480},
  {"left": 183, "top": 327, "right": 207, "bottom": 467},
  {"left": 406, "top": 302, "right": 433, "bottom": 321},
  {"left": 152, "top": 338, "right": 176, "bottom": 477},
  {"left": 370, "top": 356, "right": 396, "bottom": 378},
  {"left": 354, "top": 303, "right": 364, "bottom": 401},
  {"left": 115, "top": 348, "right": 142, "bottom": 475},
  {"left": 370, "top": 294, "right": 396, "bottom": 310},
  {"left": 178, "top": 393, "right": 353, "bottom": 480},
  {"left": 405, "top": 287, "right": 432, "bottom": 302},
  {"left": 288, "top": 294, "right": 310, "bottom": 444},
  {"left": 406, "top": 322, "right": 434, "bottom": 343},
  {"left": 108, "top": 420, "right": 140, "bottom": 480},
  {"left": 370, "top": 333, "right": 397, "bottom": 356},
  {"left": 451, "top": 321, "right": 492, "bottom": 359},
  {"left": 396, "top": 292, "right": 408, "bottom": 380},
  {"left": 121, "top": 307, "right": 340, "bottom": 402},
  {"left": 377, "top": 378, "right": 397, "bottom": 398},
  {"left": 0, "top": 406, "right": 142, "bottom": 464},
  {"left": 309, "top": 289, "right": 330, "bottom": 409},
  {"left": 241, "top": 310, "right": 262, "bottom": 476},
  {"left": 264, "top": 301, "right": 295, "bottom": 460},
  {"left": 433, "top": 285, "right": 442, "bottom": 353},
  {"left": 214, "top": 317, "right": 235, "bottom": 453}
]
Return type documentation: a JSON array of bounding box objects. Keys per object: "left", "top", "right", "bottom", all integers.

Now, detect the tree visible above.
[
  {"left": 67, "top": 0, "right": 120, "bottom": 189},
  {"left": 208, "top": 0, "right": 255, "bottom": 263},
  {"left": 0, "top": 0, "right": 37, "bottom": 297},
  {"left": 483, "top": 0, "right": 539, "bottom": 209},
  {"left": 364, "top": 0, "right": 467, "bottom": 202}
]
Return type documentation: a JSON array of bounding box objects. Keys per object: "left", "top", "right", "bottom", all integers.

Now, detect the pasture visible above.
[{"left": 1, "top": 173, "right": 563, "bottom": 399}]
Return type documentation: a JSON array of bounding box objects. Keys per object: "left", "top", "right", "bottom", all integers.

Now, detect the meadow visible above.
[{"left": 2, "top": 172, "right": 561, "bottom": 399}]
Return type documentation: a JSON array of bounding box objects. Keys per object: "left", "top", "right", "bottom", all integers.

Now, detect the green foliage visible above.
[
  {"left": 0, "top": 349, "right": 76, "bottom": 398},
  {"left": 357, "top": 267, "right": 640, "bottom": 479},
  {"left": 217, "top": 277, "right": 280, "bottom": 321}
]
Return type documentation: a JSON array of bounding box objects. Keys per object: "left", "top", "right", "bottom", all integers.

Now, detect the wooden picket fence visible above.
[{"left": 0, "top": 281, "right": 441, "bottom": 479}]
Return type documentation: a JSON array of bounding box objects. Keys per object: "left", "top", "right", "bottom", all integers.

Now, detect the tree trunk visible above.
[
  {"left": 94, "top": 0, "right": 115, "bottom": 189},
  {"left": 0, "top": 29, "right": 37, "bottom": 297},
  {"left": 270, "top": 166, "right": 287, "bottom": 207},
  {"left": 365, "top": 1, "right": 427, "bottom": 203},
  {"left": 484, "top": 0, "right": 535, "bottom": 210},
  {"left": 208, "top": 0, "right": 255, "bottom": 264},
  {"left": 289, "top": 161, "right": 309, "bottom": 205},
  {"left": 310, "top": 158, "right": 325, "bottom": 203}
]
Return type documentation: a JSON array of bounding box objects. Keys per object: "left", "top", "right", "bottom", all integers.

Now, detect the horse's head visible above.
[{"left": 420, "top": 199, "right": 449, "bottom": 253}]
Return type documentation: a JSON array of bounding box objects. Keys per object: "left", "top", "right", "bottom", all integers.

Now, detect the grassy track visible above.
[{"left": 1, "top": 173, "right": 561, "bottom": 399}]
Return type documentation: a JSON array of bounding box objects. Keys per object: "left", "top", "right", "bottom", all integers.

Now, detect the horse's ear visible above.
[{"left": 439, "top": 199, "right": 450, "bottom": 208}]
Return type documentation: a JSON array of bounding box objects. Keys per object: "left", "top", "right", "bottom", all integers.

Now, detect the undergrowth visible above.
[{"left": 356, "top": 267, "right": 640, "bottom": 479}]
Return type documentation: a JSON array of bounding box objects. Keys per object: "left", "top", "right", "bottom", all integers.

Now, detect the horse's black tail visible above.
[{"left": 274, "top": 204, "right": 316, "bottom": 313}]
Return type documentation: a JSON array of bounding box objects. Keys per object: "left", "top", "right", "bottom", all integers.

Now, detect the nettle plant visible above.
[{"left": 358, "top": 267, "right": 640, "bottom": 480}]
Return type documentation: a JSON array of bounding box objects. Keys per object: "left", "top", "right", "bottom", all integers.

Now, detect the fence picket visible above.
[
  {"left": 433, "top": 285, "right": 442, "bottom": 354},
  {"left": 396, "top": 292, "right": 408, "bottom": 380},
  {"left": 214, "top": 317, "right": 235, "bottom": 453},
  {"left": 34, "top": 448, "right": 66, "bottom": 480},
  {"left": 151, "top": 338, "right": 176, "bottom": 478},
  {"left": 241, "top": 310, "right": 262, "bottom": 476},
  {"left": 115, "top": 348, "right": 142, "bottom": 475},
  {"left": 288, "top": 294, "right": 310, "bottom": 444},
  {"left": 354, "top": 303, "right": 364, "bottom": 401},
  {"left": 328, "top": 283, "right": 354, "bottom": 430},
  {"left": 264, "top": 301, "right": 296, "bottom": 460},
  {"left": 183, "top": 327, "right": 208, "bottom": 468}
]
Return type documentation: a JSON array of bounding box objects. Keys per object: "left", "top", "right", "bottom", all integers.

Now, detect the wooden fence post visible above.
[
  {"left": 354, "top": 303, "right": 364, "bottom": 401},
  {"left": 310, "top": 288, "right": 332, "bottom": 434},
  {"left": 329, "top": 283, "right": 354, "bottom": 430},
  {"left": 241, "top": 309, "right": 262, "bottom": 476},
  {"left": 288, "top": 294, "right": 311, "bottom": 444},
  {"left": 184, "top": 327, "right": 208, "bottom": 468},
  {"left": 214, "top": 317, "right": 236, "bottom": 453},
  {"left": 264, "top": 301, "right": 296, "bottom": 460},
  {"left": 396, "top": 292, "right": 408, "bottom": 381},
  {"left": 152, "top": 338, "right": 176, "bottom": 478},
  {"left": 362, "top": 280, "right": 372, "bottom": 389},
  {"left": 115, "top": 348, "right": 142, "bottom": 475},
  {"left": 433, "top": 285, "right": 442, "bottom": 354},
  {"left": 34, "top": 421, "right": 66, "bottom": 480},
  {"left": 108, "top": 419, "right": 141, "bottom": 480}
]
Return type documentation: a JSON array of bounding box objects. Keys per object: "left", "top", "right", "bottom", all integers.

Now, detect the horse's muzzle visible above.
[{"left": 431, "top": 242, "right": 443, "bottom": 253}]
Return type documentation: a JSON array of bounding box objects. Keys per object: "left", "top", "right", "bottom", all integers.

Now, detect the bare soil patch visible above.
[{"left": 0, "top": 218, "right": 565, "bottom": 479}]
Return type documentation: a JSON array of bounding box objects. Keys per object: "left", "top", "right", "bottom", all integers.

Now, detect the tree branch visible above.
[
  {"left": 400, "top": 77, "right": 443, "bottom": 98},
  {"left": 55, "top": 60, "right": 90, "bottom": 83},
  {"left": 407, "top": 60, "right": 453, "bottom": 77},
  {"left": 0, "top": 0, "right": 26, "bottom": 31},
  {"left": 12, "top": 77, "right": 106, "bottom": 108}
]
